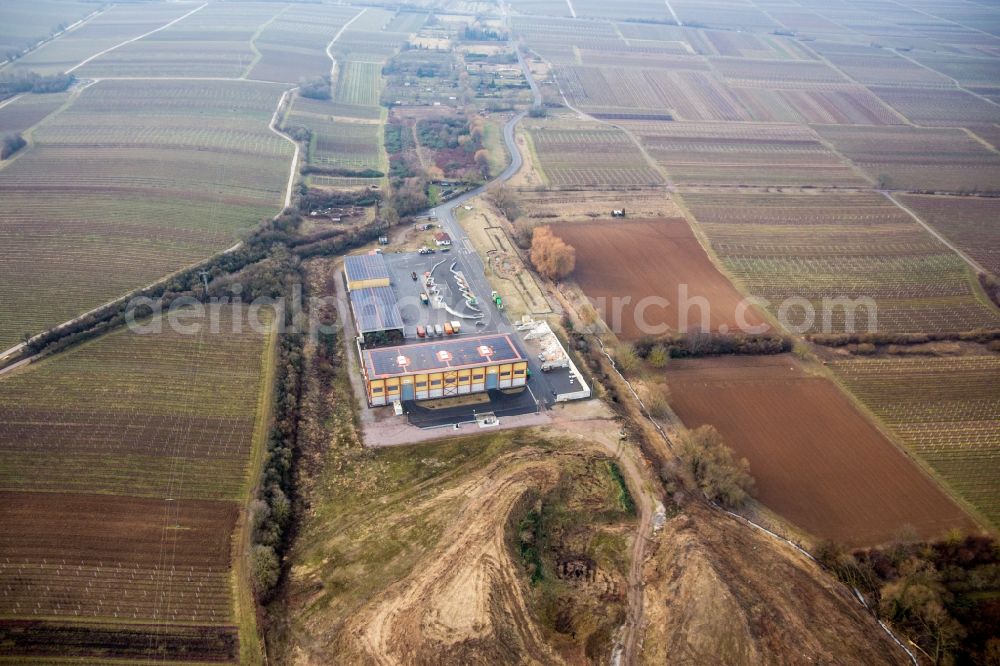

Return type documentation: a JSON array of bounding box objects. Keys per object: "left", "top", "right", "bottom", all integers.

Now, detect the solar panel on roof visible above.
[
  {"left": 344, "top": 254, "right": 390, "bottom": 283},
  {"left": 350, "top": 287, "right": 404, "bottom": 333}
]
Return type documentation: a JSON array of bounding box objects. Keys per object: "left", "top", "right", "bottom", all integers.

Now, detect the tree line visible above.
[
  {"left": 0, "top": 71, "right": 75, "bottom": 98},
  {"left": 816, "top": 534, "right": 1000, "bottom": 664}
]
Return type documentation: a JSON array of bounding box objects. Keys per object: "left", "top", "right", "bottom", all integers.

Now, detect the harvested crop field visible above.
[
  {"left": 550, "top": 218, "right": 768, "bottom": 339},
  {"left": 664, "top": 355, "right": 977, "bottom": 546}
]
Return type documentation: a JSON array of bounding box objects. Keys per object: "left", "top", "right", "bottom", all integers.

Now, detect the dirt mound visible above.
[
  {"left": 310, "top": 448, "right": 566, "bottom": 665},
  {"left": 641, "top": 503, "right": 910, "bottom": 665}
]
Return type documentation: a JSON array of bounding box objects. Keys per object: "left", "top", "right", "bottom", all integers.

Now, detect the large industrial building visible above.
[
  {"left": 361, "top": 333, "right": 529, "bottom": 406},
  {"left": 343, "top": 251, "right": 537, "bottom": 408}
]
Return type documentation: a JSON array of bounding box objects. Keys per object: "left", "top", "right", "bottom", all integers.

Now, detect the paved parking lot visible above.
[{"left": 382, "top": 251, "right": 508, "bottom": 339}]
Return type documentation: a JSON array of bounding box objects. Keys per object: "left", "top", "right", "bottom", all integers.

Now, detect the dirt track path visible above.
[{"left": 553, "top": 413, "right": 658, "bottom": 664}]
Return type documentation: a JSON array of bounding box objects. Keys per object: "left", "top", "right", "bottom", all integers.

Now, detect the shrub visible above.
[
  {"left": 646, "top": 392, "right": 670, "bottom": 419},
  {"left": 250, "top": 545, "right": 280, "bottom": 599},
  {"left": 613, "top": 343, "right": 640, "bottom": 376},
  {"left": 298, "top": 76, "right": 330, "bottom": 100},
  {"left": 677, "top": 425, "right": 754, "bottom": 508},
  {"left": 1, "top": 133, "right": 26, "bottom": 159},
  {"left": 512, "top": 217, "right": 537, "bottom": 249},
  {"left": 647, "top": 344, "right": 669, "bottom": 369}
]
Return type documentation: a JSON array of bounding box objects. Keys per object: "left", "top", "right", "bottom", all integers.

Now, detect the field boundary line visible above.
[
  {"left": 888, "top": 48, "right": 1000, "bottom": 111},
  {"left": 883, "top": 0, "right": 999, "bottom": 43},
  {"left": 66, "top": 2, "right": 209, "bottom": 74},
  {"left": 235, "top": 308, "right": 280, "bottom": 666},
  {"left": 883, "top": 191, "right": 986, "bottom": 274},
  {"left": 269, "top": 87, "right": 300, "bottom": 211},
  {"left": 326, "top": 8, "right": 368, "bottom": 83},
  {"left": 244, "top": 4, "right": 293, "bottom": 80},
  {"left": 0, "top": 93, "right": 26, "bottom": 110},
  {"left": 0, "top": 5, "right": 109, "bottom": 71},
  {"left": 663, "top": 0, "right": 681, "bottom": 25}
]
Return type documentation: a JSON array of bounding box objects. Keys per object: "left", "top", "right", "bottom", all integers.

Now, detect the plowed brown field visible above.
[
  {"left": 552, "top": 218, "right": 767, "bottom": 340},
  {"left": 664, "top": 355, "right": 976, "bottom": 546},
  {"left": 0, "top": 492, "right": 239, "bottom": 661}
]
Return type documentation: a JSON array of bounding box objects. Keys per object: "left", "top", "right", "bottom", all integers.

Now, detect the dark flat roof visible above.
[
  {"left": 364, "top": 333, "right": 525, "bottom": 378},
  {"left": 344, "top": 253, "right": 389, "bottom": 285},
  {"left": 350, "top": 287, "right": 404, "bottom": 334}
]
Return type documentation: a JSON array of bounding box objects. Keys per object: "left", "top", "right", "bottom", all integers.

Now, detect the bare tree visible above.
[
  {"left": 677, "top": 425, "right": 754, "bottom": 508},
  {"left": 530, "top": 226, "right": 575, "bottom": 281}
]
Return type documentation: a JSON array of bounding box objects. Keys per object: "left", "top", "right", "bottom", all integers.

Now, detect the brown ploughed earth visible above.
[
  {"left": 664, "top": 355, "right": 978, "bottom": 546},
  {"left": 0, "top": 491, "right": 239, "bottom": 662},
  {"left": 641, "top": 502, "right": 911, "bottom": 665},
  {"left": 551, "top": 218, "right": 768, "bottom": 340}
]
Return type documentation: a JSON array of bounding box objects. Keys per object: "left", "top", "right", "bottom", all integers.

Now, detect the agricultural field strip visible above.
[
  {"left": 875, "top": 0, "right": 999, "bottom": 46},
  {"left": 679, "top": 190, "right": 1000, "bottom": 333},
  {"left": 793, "top": 37, "right": 1000, "bottom": 127},
  {"left": 886, "top": 192, "right": 986, "bottom": 274},
  {"left": 0, "top": 79, "right": 294, "bottom": 349},
  {"left": 526, "top": 124, "right": 664, "bottom": 187},
  {"left": 620, "top": 120, "right": 868, "bottom": 187},
  {"left": 831, "top": 355, "right": 1000, "bottom": 528},
  {"left": 65, "top": 2, "right": 208, "bottom": 74},
  {"left": 0, "top": 3, "right": 108, "bottom": 68},
  {"left": 813, "top": 124, "right": 1000, "bottom": 194},
  {"left": 895, "top": 195, "right": 1000, "bottom": 275},
  {"left": 2, "top": 4, "right": 202, "bottom": 75},
  {"left": 0, "top": 308, "right": 272, "bottom": 631}
]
